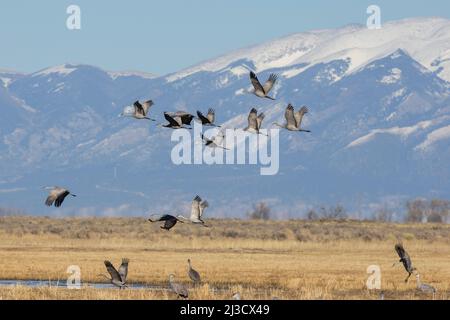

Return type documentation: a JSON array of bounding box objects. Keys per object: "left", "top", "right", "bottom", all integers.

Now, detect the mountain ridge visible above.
[{"left": 1, "top": 17, "right": 450, "bottom": 219}]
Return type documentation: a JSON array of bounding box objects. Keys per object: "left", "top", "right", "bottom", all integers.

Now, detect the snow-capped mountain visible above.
[
  {"left": 1, "top": 17, "right": 450, "bottom": 218},
  {"left": 167, "top": 17, "right": 450, "bottom": 82}
]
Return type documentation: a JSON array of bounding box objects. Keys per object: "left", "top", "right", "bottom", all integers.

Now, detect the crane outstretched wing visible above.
[
  {"left": 134, "top": 101, "right": 145, "bottom": 116},
  {"left": 104, "top": 261, "right": 122, "bottom": 282},
  {"left": 54, "top": 190, "right": 70, "bottom": 207},
  {"left": 164, "top": 113, "right": 182, "bottom": 127},
  {"left": 263, "top": 74, "right": 278, "bottom": 94},
  {"left": 250, "top": 72, "right": 265, "bottom": 93},
  {"left": 141, "top": 100, "right": 154, "bottom": 115},
  {"left": 45, "top": 193, "right": 56, "bottom": 206},
  {"left": 247, "top": 108, "right": 259, "bottom": 130},
  {"left": 206, "top": 109, "right": 215, "bottom": 124},
  {"left": 285, "top": 104, "right": 296, "bottom": 128},
  {"left": 256, "top": 112, "right": 265, "bottom": 130},
  {"left": 197, "top": 111, "right": 210, "bottom": 124},
  {"left": 190, "top": 195, "right": 202, "bottom": 220},
  {"left": 294, "top": 106, "right": 308, "bottom": 128},
  {"left": 163, "top": 218, "right": 178, "bottom": 230},
  {"left": 199, "top": 200, "right": 209, "bottom": 218},
  {"left": 395, "top": 243, "right": 408, "bottom": 259},
  {"left": 118, "top": 258, "right": 129, "bottom": 282}
]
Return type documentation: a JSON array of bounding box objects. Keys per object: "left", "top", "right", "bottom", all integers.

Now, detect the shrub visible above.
[
  {"left": 306, "top": 205, "right": 348, "bottom": 221},
  {"left": 247, "top": 202, "right": 271, "bottom": 220}
]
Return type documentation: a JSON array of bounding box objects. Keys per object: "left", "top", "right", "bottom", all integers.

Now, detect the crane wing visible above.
[
  {"left": 190, "top": 195, "right": 202, "bottom": 220},
  {"left": 262, "top": 73, "right": 278, "bottom": 94},
  {"left": 206, "top": 108, "right": 215, "bottom": 124},
  {"left": 141, "top": 100, "right": 154, "bottom": 115},
  {"left": 45, "top": 191, "right": 57, "bottom": 206},
  {"left": 199, "top": 200, "right": 209, "bottom": 218},
  {"left": 163, "top": 218, "right": 178, "bottom": 230},
  {"left": 168, "top": 111, "right": 194, "bottom": 125},
  {"left": 249, "top": 71, "right": 265, "bottom": 93},
  {"left": 285, "top": 104, "right": 297, "bottom": 128},
  {"left": 256, "top": 112, "right": 265, "bottom": 130},
  {"left": 247, "top": 108, "right": 258, "bottom": 130},
  {"left": 54, "top": 190, "right": 70, "bottom": 207},
  {"left": 180, "top": 114, "right": 194, "bottom": 125},
  {"left": 197, "top": 111, "right": 210, "bottom": 124},
  {"left": 164, "top": 113, "right": 182, "bottom": 127},
  {"left": 395, "top": 243, "right": 407, "bottom": 259},
  {"left": 133, "top": 101, "right": 145, "bottom": 116},
  {"left": 118, "top": 258, "right": 129, "bottom": 282},
  {"left": 294, "top": 106, "right": 308, "bottom": 128},
  {"left": 104, "top": 261, "right": 122, "bottom": 282}
]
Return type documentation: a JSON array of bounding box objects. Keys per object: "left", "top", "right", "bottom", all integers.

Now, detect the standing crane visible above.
[
  {"left": 187, "top": 259, "right": 201, "bottom": 285},
  {"left": 415, "top": 274, "right": 437, "bottom": 299},
  {"left": 169, "top": 274, "right": 189, "bottom": 299}
]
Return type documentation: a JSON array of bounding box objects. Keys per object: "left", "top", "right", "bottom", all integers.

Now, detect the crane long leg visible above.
[{"left": 405, "top": 273, "right": 412, "bottom": 283}]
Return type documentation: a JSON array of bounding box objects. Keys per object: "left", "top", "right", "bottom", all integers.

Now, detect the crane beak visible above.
[{"left": 71, "top": 194, "right": 77, "bottom": 197}]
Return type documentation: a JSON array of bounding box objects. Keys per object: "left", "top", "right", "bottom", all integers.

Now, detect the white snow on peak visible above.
[
  {"left": 1, "top": 77, "right": 12, "bottom": 88},
  {"left": 380, "top": 68, "right": 402, "bottom": 84},
  {"left": 228, "top": 66, "right": 249, "bottom": 77},
  {"left": 234, "top": 88, "right": 246, "bottom": 96},
  {"left": 32, "top": 64, "right": 77, "bottom": 77},
  {"left": 108, "top": 70, "right": 157, "bottom": 80},
  {"left": 383, "top": 88, "right": 407, "bottom": 110},
  {"left": 415, "top": 125, "right": 450, "bottom": 151},
  {"left": 346, "top": 119, "right": 436, "bottom": 148},
  {"left": 166, "top": 17, "right": 450, "bottom": 82},
  {"left": 282, "top": 65, "right": 309, "bottom": 79}
]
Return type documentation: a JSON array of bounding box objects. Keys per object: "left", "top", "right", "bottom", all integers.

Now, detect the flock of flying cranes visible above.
[
  {"left": 42, "top": 70, "right": 310, "bottom": 211},
  {"left": 39, "top": 71, "right": 438, "bottom": 299}
]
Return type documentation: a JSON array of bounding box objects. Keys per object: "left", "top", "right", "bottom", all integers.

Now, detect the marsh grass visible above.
[{"left": 0, "top": 216, "right": 448, "bottom": 300}]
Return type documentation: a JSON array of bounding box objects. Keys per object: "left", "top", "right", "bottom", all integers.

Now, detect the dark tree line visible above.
[{"left": 405, "top": 199, "right": 449, "bottom": 223}]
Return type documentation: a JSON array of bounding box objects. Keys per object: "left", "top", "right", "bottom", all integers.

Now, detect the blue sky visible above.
[{"left": 1, "top": 0, "right": 449, "bottom": 75}]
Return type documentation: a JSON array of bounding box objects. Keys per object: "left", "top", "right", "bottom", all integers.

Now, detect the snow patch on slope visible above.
[
  {"left": 415, "top": 125, "right": 450, "bottom": 151},
  {"left": 108, "top": 70, "right": 157, "bottom": 80},
  {"left": 1, "top": 77, "right": 12, "bottom": 88},
  {"left": 346, "top": 120, "right": 436, "bottom": 148},
  {"left": 380, "top": 68, "right": 402, "bottom": 84},
  {"left": 11, "top": 96, "right": 37, "bottom": 113},
  {"left": 32, "top": 64, "right": 77, "bottom": 77}
]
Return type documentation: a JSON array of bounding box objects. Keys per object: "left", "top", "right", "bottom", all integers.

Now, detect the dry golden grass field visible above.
[{"left": 0, "top": 216, "right": 449, "bottom": 300}]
